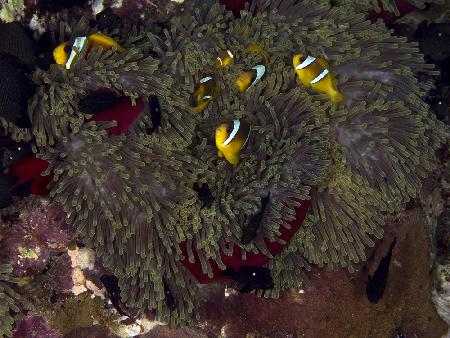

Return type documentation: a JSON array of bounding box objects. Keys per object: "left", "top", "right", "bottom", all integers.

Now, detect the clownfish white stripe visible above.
[
  {"left": 200, "top": 76, "right": 213, "bottom": 83},
  {"left": 227, "top": 50, "right": 234, "bottom": 58},
  {"left": 310, "top": 68, "right": 329, "bottom": 84},
  {"left": 295, "top": 55, "right": 316, "bottom": 70},
  {"left": 66, "top": 36, "right": 87, "bottom": 70},
  {"left": 249, "top": 64, "right": 266, "bottom": 89},
  {"left": 216, "top": 57, "right": 223, "bottom": 65},
  {"left": 203, "top": 95, "right": 212, "bottom": 100},
  {"left": 223, "top": 119, "right": 240, "bottom": 146}
]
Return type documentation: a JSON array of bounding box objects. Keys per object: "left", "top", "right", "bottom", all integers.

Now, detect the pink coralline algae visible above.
[
  {"left": 13, "top": 315, "right": 62, "bottom": 338},
  {"left": 0, "top": 198, "right": 75, "bottom": 277}
]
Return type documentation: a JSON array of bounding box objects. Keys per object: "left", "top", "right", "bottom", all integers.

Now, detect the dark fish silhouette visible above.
[
  {"left": 223, "top": 265, "right": 274, "bottom": 293},
  {"left": 0, "top": 22, "right": 39, "bottom": 67},
  {"left": 163, "top": 280, "right": 176, "bottom": 311},
  {"left": 0, "top": 174, "right": 32, "bottom": 208},
  {"left": 0, "top": 53, "right": 35, "bottom": 128},
  {"left": 94, "top": 8, "right": 122, "bottom": 32},
  {"left": 241, "top": 192, "right": 271, "bottom": 245},
  {"left": 366, "top": 238, "right": 397, "bottom": 304},
  {"left": 146, "top": 95, "right": 162, "bottom": 134},
  {"left": 100, "top": 275, "right": 129, "bottom": 317},
  {"left": 193, "top": 182, "right": 213, "bottom": 208},
  {"left": 79, "top": 91, "right": 122, "bottom": 115}
]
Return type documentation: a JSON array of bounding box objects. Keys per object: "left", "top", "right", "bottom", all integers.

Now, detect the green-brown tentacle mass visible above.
[{"left": 4, "top": 0, "right": 446, "bottom": 326}]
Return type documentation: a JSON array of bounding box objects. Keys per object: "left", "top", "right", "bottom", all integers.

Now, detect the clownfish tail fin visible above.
[{"left": 331, "top": 90, "right": 344, "bottom": 104}]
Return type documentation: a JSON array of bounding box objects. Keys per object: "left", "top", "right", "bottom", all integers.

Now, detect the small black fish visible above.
[
  {"left": 366, "top": 238, "right": 397, "bottom": 304},
  {"left": 241, "top": 192, "right": 271, "bottom": 245},
  {"left": 193, "top": 182, "right": 213, "bottom": 208},
  {"left": 0, "top": 22, "right": 39, "bottom": 67},
  {"left": 0, "top": 174, "right": 32, "bottom": 209},
  {"left": 78, "top": 91, "right": 122, "bottom": 115},
  {"left": 163, "top": 280, "right": 176, "bottom": 311},
  {"left": 223, "top": 265, "right": 274, "bottom": 293},
  {"left": 146, "top": 95, "right": 162, "bottom": 134},
  {"left": 94, "top": 8, "right": 122, "bottom": 32},
  {"left": 0, "top": 53, "right": 35, "bottom": 128},
  {"left": 100, "top": 275, "right": 129, "bottom": 317}
]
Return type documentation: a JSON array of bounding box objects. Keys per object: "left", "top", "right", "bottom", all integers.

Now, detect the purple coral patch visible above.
[
  {"left": 0, "top": 200, "right": 76, "bottom": 277},
  {"left": 13, "top": 315, "right": 62, "bottom": 338}
]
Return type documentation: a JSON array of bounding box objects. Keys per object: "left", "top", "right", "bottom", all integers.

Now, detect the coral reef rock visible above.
[{"left": 0, "top": 197, "right": 76, "bottom": 277}]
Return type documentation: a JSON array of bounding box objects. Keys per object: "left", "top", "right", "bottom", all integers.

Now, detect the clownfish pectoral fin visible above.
[
  {"left": 218, "top": 150, "right": 224, "bottom": 158},
  {"left": 224, "top": 153, "right": 239, "bottom": 165},
  {"left": 236, "top": 71, "right": 255, "bottom": 93}
]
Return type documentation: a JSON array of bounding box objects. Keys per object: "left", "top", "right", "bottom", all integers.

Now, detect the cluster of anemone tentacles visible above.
[
  {"left": 5, "top": 0, "right": 446, "bottom": 325},
  {"left": 0, "top": 265, "right": 20, "bottom": 337}
]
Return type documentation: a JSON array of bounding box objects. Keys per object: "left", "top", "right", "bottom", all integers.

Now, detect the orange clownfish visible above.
[
  {"left": 214, "top": 50, "right": 234, "bottom": 68},
  {"left": 215, "top": 120, "right": 251, "bottom": 165},
  {"left": 190, "top": 76, "right": 216, "bottom": 113},
  {"left": 235, "top": 65, "right": 266, "bottom": 93},
  {"left": 53, "top": 33, "right": 123, "bottom": 69},
  {"left": 293, "top": 54, "right": 344, "bottom": 103}
]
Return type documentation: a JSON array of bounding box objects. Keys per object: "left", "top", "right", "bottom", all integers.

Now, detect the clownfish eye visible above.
[{"left": 64, "top": 44, "right": 72, "bottom": 53}]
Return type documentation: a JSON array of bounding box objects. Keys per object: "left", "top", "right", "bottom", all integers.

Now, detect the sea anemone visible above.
[
  {"left": 5, "top": 0, "right": 446, "bottom": 325},
  {"left": 0, "top": 265, "right": 20, "bottom": 337},
  {"left": 27, "top": 17, "right": 173, "bottom": 147},
  {"left": 40, "top": 121, "right": 203, "bottom": 323}
]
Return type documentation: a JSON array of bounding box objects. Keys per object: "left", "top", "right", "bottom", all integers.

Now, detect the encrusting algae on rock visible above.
[{"left": 0, "top": 0, "right": 447, "bottom": 328}]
